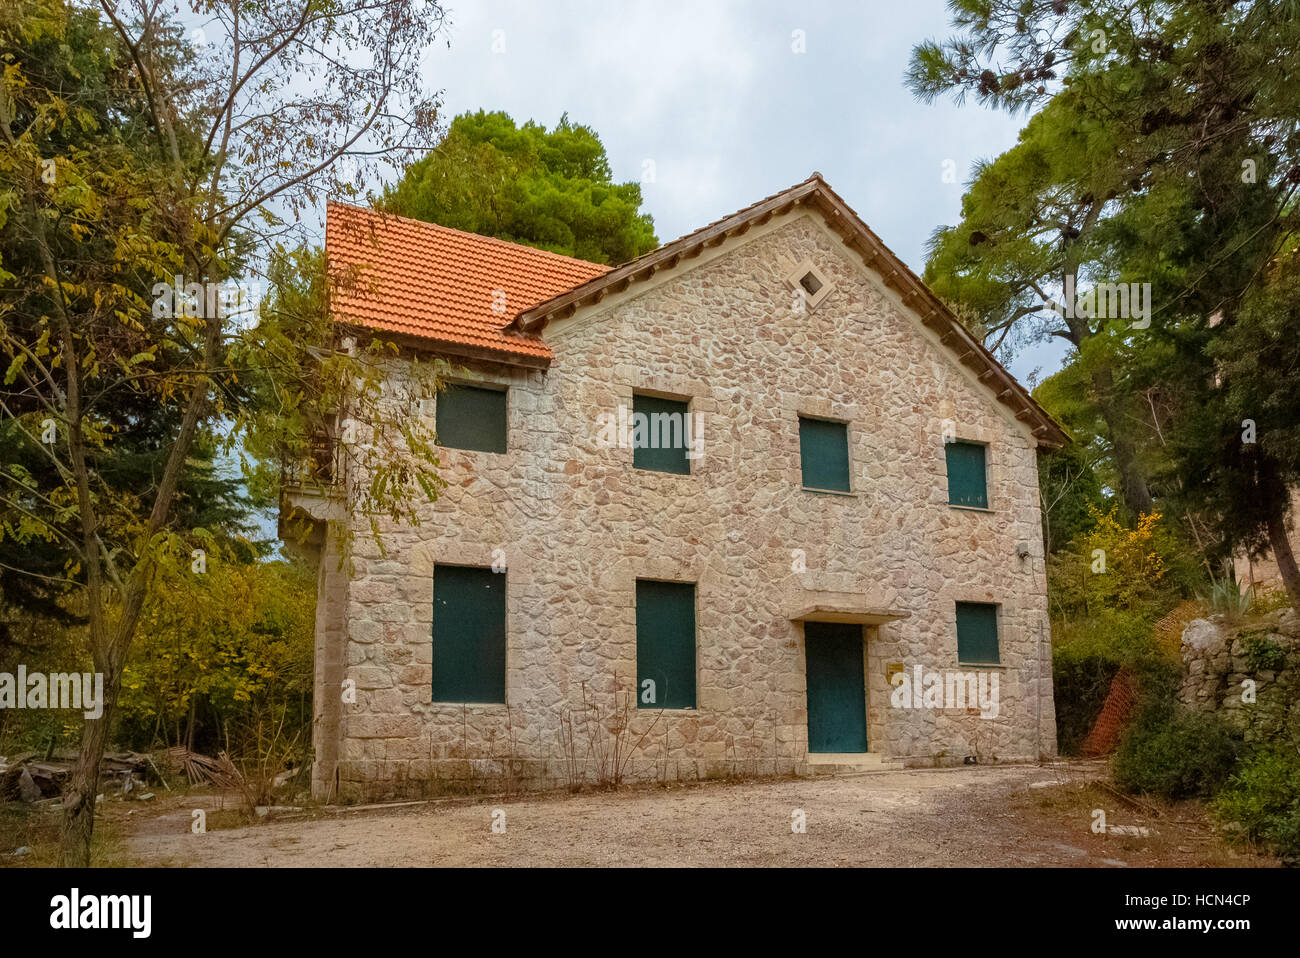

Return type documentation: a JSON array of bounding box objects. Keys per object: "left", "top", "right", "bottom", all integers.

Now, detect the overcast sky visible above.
[
  {"left": 242, "top": 0, "right": 1073, "bottom": 545},
  {"left": 412, "top": 0, "right": 1072, "bottom": 384}
]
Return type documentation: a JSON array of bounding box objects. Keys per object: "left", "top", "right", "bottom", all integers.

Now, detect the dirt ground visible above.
[{"left": 118, "top": 760, "right": 1271, "bottom": 868}]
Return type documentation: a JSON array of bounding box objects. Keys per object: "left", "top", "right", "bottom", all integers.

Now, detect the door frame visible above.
[{"left": 802, "top": 621, "right": 869, "bottom": 753}]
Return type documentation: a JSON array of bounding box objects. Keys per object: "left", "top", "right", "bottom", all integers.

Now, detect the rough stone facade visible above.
[{"left": 306, "top": 210, "right": 1058, "bottom": 802}]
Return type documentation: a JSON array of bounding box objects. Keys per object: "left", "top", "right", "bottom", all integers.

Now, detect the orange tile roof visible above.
[{"left": 326, "top": 203, "right": 609, "bottom": 361}]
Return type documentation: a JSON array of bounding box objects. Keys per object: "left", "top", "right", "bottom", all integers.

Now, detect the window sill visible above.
[
  {"left": 430, "top": 700, "right": 509, "bottom": 706},
  {"left": 637, "top": 706, "right": 697, "bottom": 711},
  {"left": 633, "top": 467, "right": 693, "bottom": 477},
  {"left": 955, "top": 662, "right": 1005, "bottom": 669},
  {"left": 437, "top": 445, "right": 510, "bottom": 457},
  {"left": 802, "top": 486, "right": 858, "bottom": 497},
  {"left": 949, "top": 504, "right": 994, "bottom": 513}
]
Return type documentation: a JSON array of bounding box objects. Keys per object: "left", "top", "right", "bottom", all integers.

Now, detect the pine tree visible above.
[{"left": 384, "top": 110, "right": 659, "bottom": 265}]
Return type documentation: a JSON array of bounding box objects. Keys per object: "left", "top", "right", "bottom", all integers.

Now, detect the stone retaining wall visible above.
[{"left": 1181, "top": 608, "right": 1300, "bottom": 740}]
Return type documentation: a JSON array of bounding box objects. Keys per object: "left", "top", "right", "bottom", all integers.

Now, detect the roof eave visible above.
[
  {"left": 510, "top": 178, "right": 822, "bottom": 336},
  {"left": 338, "top": 322, "right": 553, "bottom": 369}
]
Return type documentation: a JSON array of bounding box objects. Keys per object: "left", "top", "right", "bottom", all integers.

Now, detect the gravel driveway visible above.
[{"left": 122, "top": 761, "right": 1260, "bottom": 867}]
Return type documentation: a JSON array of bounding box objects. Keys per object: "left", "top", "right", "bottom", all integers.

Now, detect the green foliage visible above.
[
  {"left": 0, "top": 610, "right": 89, "bottom": 753},
  {"left": 1049, "top": 508, "right": 1186, "bottom": 621},
  {"left": 1214, "top": 258, "right": 1300, "bottom": 479},
  {"left": 115, "top": 558, "right": 315, "bottom": 753},
  {"left": 1047, "top": 504, "right": 1205, "bottom": 756},
  {"left": 1242, "top": 633, "right": 1287, "bottom": 673},
  {"left": 1051, "top": 650, "right": 1119, "bottom": 756},
  {"left": 1034, "top": 364, "right": 1110, "bottom": 553},
  {"left": 0, "top": 0, "right": 449, "bottom": 865},
  {"left": 1037, "top": 443, "right": 1107, "bottom": 556},
  {"left": 1174, "top": 252, "right": 1300, "bottom": 609},
  {"left": 1213, "top": 746, "right": 1300, "bottom": 856},
  {"left": 910, "top": 1, "right": 1300, "bottom": 577},
  {"left": 384, "top": 110, "right": 658, "bottom": 265},
  {"left": 0, "top": 0, "right": 183, "bottom": 635},
  {"left": 922, "top": 94, "right": 1135, "bottom": 350},
  {"left": 1250, "top": 587, "right": 1295, "bottom": 616},
  {"left": 1052, "top": 609, "right": 1160, "bottom": 667},
  {"left": 1113, "top": 701, "right": 1241, "bottom": 800},
  {"left": 1142, "top": 248, "right": 1300, "bottom": 612}
]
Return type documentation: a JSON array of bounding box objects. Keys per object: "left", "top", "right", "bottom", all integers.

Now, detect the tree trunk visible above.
[
  {"left": 57, "top": 686, "right": 116, "bottom": 866},
  {"left": 1091, "top": 366, "right": 1154, "bottom": 519},
  {"left": 185, "top": 694, "right": 198, "bottom": 752},
  {"left": 53, "top": 265, "right": 217, "bottom": 865},
  {"left": 1266, "top": 500, "right": 1300, "bottom": 611},
  {"left": 1110, "top": 420, "right": 1155, "bottom": 518},
  {"left": 1058, "top": 299, "right": 1154, "bottom": 521}
]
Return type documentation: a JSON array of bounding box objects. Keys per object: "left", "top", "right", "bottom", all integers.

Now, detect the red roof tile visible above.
[{"left": 326, "top": 203, "right": 609, "bottom": 361}]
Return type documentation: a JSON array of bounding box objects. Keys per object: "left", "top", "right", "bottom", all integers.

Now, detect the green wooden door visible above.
[
  {"left": 635, "top": 580, "right": 696, "bottom": 708},
  {"left": 804, "top": 622, "right": 868, "bottom": 753},
  {"left": 431, "top": 564, "right": 506, "bottom": 703}
]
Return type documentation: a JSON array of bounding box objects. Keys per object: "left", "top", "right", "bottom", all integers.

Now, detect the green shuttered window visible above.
[
  {"left": 945, "top": 440, "right": 988, "bottom": 508},
  {"left": 437, "top": 384, "right": 507, "bottom": 453},
  {"left": 955, "top": 601, "right": 999, "bottom": 665},
  {"left": 635, "top": 580, "right": 696, "bottom": 709},
  {"left": 799, "top": 416, "right": 851, "bottom": 492},
  {"left": 632, "top": 393, "right": 691, "bottom": 474},
  {"left": 432, "top": 565, "right": 506, "bottom": 703}
]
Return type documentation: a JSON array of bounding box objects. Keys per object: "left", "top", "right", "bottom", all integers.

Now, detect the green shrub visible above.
[
  {"left": 1129, "top": 656, "right": 1183, "bottom": 702},
  {"left": 1248, "top": 587, "right": 1293, "bottom": 615},
  {"left": 115, "top": 557, "right": 315, "bottom": 755},
  {"left": 1213, "top": 746, "right": 1300, "bottom": 857},
  {"left": 1049, "top": 509, "right": 1172, "bottom": 618},
  {"left": 1052, "top": 651, "right": 1120, "bottom": 755},
  {"left": 1112, "top": 703, "right": 1240, "bottom": 799},
  {"left": 1051, "top": 613, "right": 1181, "bottom": 756},
  {"left": 1242, "top": 633, "right": 1287, "bottom": 673},
  {"left": 1052, "top": 609, "right": 1160, "bottom": 663}
]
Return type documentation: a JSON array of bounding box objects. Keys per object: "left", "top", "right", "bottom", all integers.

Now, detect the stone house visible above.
[{"left": 288, "top": 173, "right": 1067, "bottom": 802}]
